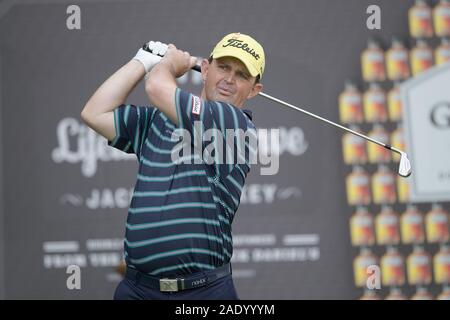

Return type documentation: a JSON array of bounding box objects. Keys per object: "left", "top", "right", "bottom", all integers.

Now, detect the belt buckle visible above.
[{"left": 159, "top": 278, "right": 178, "bottom": 292}]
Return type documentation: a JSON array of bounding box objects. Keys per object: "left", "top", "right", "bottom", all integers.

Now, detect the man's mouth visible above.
[{"left": 217, "top": 87, "right": 233, "bottom": 96}]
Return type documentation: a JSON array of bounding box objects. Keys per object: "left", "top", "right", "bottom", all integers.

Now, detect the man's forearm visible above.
[
  {"left": 82, "top": 59, "right": 146, "bottom": 116},
  {"left": 145, "top": 60, "right": 179, "bottom": 124}
]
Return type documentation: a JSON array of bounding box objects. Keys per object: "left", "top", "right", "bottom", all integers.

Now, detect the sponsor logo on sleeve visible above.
[{"left": 192, "top": 95, "right": 201, "bottom": 115}]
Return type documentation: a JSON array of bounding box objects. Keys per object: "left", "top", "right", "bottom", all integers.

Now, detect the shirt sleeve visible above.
[
  {"left": 174, "top": 88, "right": 257, "bottom": 179},
  {"left": 107, "top": 104, "right": 156, "bottom": 157}
]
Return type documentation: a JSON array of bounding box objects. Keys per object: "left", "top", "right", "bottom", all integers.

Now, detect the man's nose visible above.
[{"left": 224, "top": 72, "right": 235, "bottom": 83}]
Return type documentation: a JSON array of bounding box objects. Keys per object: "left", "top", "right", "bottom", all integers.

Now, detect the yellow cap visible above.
[{"left": 210, "top": 32, "right": 265, "bottom": 79}]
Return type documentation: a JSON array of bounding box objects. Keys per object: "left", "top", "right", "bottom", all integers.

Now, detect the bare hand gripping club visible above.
[{"left": 142, "top": 43, "right": 412, "bottom": 178}]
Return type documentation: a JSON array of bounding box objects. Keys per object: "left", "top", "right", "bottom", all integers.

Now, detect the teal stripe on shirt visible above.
[
  {"left": 175, "top": 88, "right": 183, "bottom": 130},
  {"left": 227, "top": 175, "right": 243, "bottom": 192},
  {"left": 159, "top": 112, "right": 176, "bottom": 131},
  {"left": 220, "top": 103, "right": 234, "bottom": 173},
  {"left": 139, "top": 108, "right": 150, "bottom": 154},
  {"left": 126, "top": 218, "right": 220, "bottom": 231},
  {"left": 223, "top": 248, "right": 232, "bottom": 259},
  {"left": 141, "top": 154, "right": 201, "bottom": 167},
  {"left": 235, "top": 165, "right": 247, "bottom": 179},
  {"left": 229, "top": 105, "right": 243, "bottom": 170},
  {"left": 125, "top": 233, "right": 223, "bottom": 248},
  {"left": 151, "top": 262, "right": 216, "bottom": 275},
  {"left": 151, "top": 122, "right": 177, "bottom": 142},
  {"left": 213, "top": 195, "right": 233, "bottom": 215},
  {"left": 217, "top": 214, "right": 230, "bottom": 226},
  {"left": 222, "top": 233, "right": 232, "bottom": 244},
  {"left": 114, "top": 108, "right": 120, "bottom": 137},
  {"left": 129, "top": 202, "right": 217, "bottom": 214},
  {"left": 128, "top": 248, "right": 224, "bottom": 265},
  {"left": 144, "top": 139, "right": 174, "bottom": 154},
  {"left": 133, "top": 107, "right": 140, "bottom": 153},
  {"left": 137, "top": 169, "right": 205, "bottom": 182},
  {"left": 124, "top": 105, "right": 131, "bottom": 127},
  {"left": 207, "top": 176, "right": 239, "bottom": 207},
  {"left": 133, "top": 186, "right": 211, "bottom": 197}
]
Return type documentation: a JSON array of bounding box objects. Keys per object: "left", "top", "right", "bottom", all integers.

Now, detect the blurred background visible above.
[{"left": 0, "top": 0, "right": 449, "bottom": 299}]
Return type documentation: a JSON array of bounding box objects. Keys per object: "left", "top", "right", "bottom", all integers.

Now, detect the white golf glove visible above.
[{"left": 133, "top": 41, "right": 168, "bottom": 73}]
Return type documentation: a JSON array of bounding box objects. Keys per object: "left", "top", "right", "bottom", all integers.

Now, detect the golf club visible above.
[
  {"left": 256, "top": 92, "right": 412, "bottom": 178},
  {"left": 143, "top": 43, "right": 412, "bottom": 178}
]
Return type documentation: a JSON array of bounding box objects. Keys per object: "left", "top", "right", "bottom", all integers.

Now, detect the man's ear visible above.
[
  {"left": 247, "top": 82, "right": 263, "bottom": 99},
  {"left": 200, "top": 58, "right": 210, "bottom": 82}
]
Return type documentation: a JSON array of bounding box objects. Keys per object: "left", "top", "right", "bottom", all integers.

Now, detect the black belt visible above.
[{"left": 125, "top": 264, "right": 231, "bottom": 292}]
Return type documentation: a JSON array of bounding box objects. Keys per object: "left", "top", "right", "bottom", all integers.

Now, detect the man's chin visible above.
[{"left": 215, "top": 94, "right": 234, "bottom": 104}]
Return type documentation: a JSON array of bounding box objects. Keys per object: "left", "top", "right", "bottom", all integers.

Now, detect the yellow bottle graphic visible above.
[
  {"left": 350, "top": 207, "right": 375, "bottom": 246},
  {"left": 381, "top": 247, "right": 405, "bottom": 286},
  {"left": 407, "top": 246, "right": 432, "bottom": 285},
  {"left": 434, "top": 245, "right": 450, "bottom": 284},
  {"left": 361, "top": 39, "right": 386, "bottom": 82},
  {"left": 375, "top": 206, "right": 400, "bottom": 245},
  {"left": 409, "top": 0, "right": 434, "bottom": 38},
  {"left": 433, "top": 0, "right": 450, "bottom": 37},
  {"left": 342, "top": 126, "right": 367, "bottom": 165},
  {"left": 363, "top": 83, "right": 388, "bottom": 123},
  {"left": 372, "top": 166, "right": 396, "bottom": 205},
  {"left": 401, "top": 205, "right": 425, "bottom": 245},
  {"left": 339, "top": 82, "right": 364, "bottom": 124},
  {"left": 353, "top": 248, "right": 378, "bottom": 287},
  {"left": 388, "top": 83, "right": 403, "bottom": 122},
  {"left": 346, "top": 166, "right": 371, "bottom": 206},
  {"left": 425, "top": 203, "right": 450, "bottom": 243},
  {"left": 435, "top": 38, "right": 450, "bottom": 65},
  {"left": 411, "top": 40, "right": 434, "bottom": 76},
  {"left": 386, "top": 38, "right": 410, "bottom": 81}
]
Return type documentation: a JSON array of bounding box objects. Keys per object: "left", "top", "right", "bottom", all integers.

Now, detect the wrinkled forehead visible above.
[{"left": 213, "top": 56, "right": 251, "bottom": 75}]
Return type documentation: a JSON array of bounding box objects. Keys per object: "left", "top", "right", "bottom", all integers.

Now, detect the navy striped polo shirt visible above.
[{"left": 108, "top": 88, "right": 256, "bottom": 277}]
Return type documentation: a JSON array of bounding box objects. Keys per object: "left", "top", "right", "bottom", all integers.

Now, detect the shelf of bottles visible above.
[{"left": 339, "top": 0, "right": 450, "bottom": 300}]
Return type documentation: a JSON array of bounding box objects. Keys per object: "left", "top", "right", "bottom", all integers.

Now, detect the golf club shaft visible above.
[
  {"left": 190, "top": 64, "right": 397, "bottom": 155},
  {"left": 257, "top": 92, "right": 400, "bottom": 155},
  {"left": 189, "top": 63, "right": 409, "bottom": 159}
]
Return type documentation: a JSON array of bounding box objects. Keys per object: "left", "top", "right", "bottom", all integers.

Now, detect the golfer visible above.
[{"left": 81, "top": 32, "right": 265, "bottom": 300}]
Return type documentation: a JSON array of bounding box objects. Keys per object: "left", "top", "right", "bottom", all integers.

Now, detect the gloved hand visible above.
[{"left": 133, "top": 41, "right": 168, "bottom": 73}]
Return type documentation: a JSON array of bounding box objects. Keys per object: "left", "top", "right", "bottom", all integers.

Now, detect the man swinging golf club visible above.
[{"left": 81, "top": 32, "right": 264, "bottom": 300}]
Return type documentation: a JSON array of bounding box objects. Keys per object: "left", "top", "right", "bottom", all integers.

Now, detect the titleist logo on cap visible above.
[{"left": 223, "top": 39, "right": 260, "bottom": 60}]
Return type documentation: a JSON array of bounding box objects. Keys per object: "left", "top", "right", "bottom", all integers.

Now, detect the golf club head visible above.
[{"left": 398, "top": 151, "right": 412, "bottom": 178}]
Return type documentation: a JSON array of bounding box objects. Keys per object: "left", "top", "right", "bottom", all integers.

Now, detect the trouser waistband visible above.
[{"left": 125, "top": 264, "right": 231, "bottom": 292}]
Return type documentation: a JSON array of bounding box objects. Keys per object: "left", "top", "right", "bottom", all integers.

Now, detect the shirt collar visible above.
[{"left": 242, "top": 109, "right": 253, "bottom": 120}]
